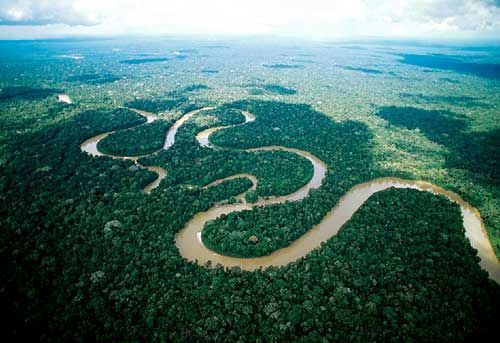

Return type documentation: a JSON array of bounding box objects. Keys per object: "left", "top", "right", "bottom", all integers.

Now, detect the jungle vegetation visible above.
[
  {"left": 124, "top": 85, "right": 209, "bottom": 114},
  {"left": 125, "top": 98, "right": 189, "bottom": 113},
  {"left": 262, "top": 84, "right": 297, "bottom": 95},
  {"left": 245, "top": 83, "right": 297, "bottom": 96},
  {"left": 3, "top": 129, "right": 499, "bottom": 342},
  {"left": 97, "top": 120, "right": 172, "bottom": 156},
  {"left": 376, "top": 105, "right": 500, "bottom": 255},
  {"left": 1, "top": 38, "right": 499, "bottom": 341},
  {"left": 0, "top": 86, "right": 62, "bottom": 100},
  {"left": 170, "top": 84, "right": 210, "bottom": 95},
  {"left": 376, "top": 106, "right": 500, "bottom": 184},
  {"left": 200, "top": 100, "right": 386, "bottom": 257},
  {"left": 139, "top": 104, "right": 314, "bottom": 197},
  {"left": 66, "top": 74, "right": 121, "bottom": 85}
]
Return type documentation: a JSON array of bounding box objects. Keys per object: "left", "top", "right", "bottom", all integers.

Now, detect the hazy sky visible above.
[{"left": 0, "top": 0, "right": 499, "bottom": 40}]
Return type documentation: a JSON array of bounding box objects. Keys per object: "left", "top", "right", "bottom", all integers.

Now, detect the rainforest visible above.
[{"left": 1, "top": 37, "right": 499, "bottom": 342}]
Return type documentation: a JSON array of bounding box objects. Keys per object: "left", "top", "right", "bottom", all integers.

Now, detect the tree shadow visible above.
[
  {"left": 0, "top": 86, "right": 62, "bottom": 101},
  {"left": 398, "top": 54, "right": 500, "bottom": 80},
  {"left": 376, "top": 106, "right": 500, "bottom": 183},
  {"left": 399, "top": 92, "right": 491, "bottom": 108}
]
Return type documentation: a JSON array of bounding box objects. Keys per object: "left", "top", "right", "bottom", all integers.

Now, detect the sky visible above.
[{"left": 0, "top": 0, "right": 499, "bottom": 40}]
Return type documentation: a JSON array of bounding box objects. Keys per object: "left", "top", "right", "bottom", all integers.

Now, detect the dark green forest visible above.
[
  {"left": 246, "top": 83, "right": 297, "bottom": 96},
  {"left": 0, "top": 86, "right": 62, "bottom": 100},
  {"left": 201, "top": 100, "right": 388, "bottom": 257},
  {"left": 99, "top": 120, "right": 172, "bottom": 156},
  {"left": 139, "top": 104, "right": 314, "bottom": 197},
  {"left": 376, "top": 106, "right": 500, "bottom": 254},
  {"left": 66, "top": 74, "right": 121, "bottom": 85},
  {"left": 1, "top": 91, "right": 499, "bottom": 341}
]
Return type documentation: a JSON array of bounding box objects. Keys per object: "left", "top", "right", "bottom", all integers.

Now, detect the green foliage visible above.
[
  {"left": 140, "top": 105, "right": 314, "bottom": 198},
  {"left": 97, "top": 120, "right": 172, "bottom": 156},
  {"left": 245, "top": 190, "right": 258, "bottom": 203},
  {"left": 1, "top": 90, "right": 498, "bottom": 341},
  {"left": 377, "top": 106, "right": 500, "bottom": 183},
  {"left": 248, "top": 87, "right": 265, "bottom": 95},
  {"left": 173, "top": 84, "right": 209, "bottom": 94},
  {"left": 124, "top": 85, "right": 208, "bottom": 114},
  {"left": 125, "top": 98, "right": 188, "bottom": 113},
  {"left": 65, "top": 74, "right": 120, "bottom": 84},
  {"left": 0, "top": 86, "right": 62, "bottom": 100},
  {"left": 98, "top": 96, "right": 210, "bottom": 157},
  {"left": 1, "top": 39, "right": 499, "bottom": 342},
  {"left": 1, "top": 107, "right": 156, "bottom": 199},
  {"left": 376, "top": 106, "right": 500, "bottom": 256},
  {"left": 244, "top": 83, "right": 296, "bottom": 95},
  {"left": 201, "top": 100, "right": 383, "bottom": 257},
  {"left": 262, "top": 84, "right": 297, "bottom": 95},
  {"left": 3, "top": 157, "right": 498, "bottom": 342}
]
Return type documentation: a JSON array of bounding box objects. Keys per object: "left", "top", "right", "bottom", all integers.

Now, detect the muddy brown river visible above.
[
  {"left": 81, "top": 106, "right": 500, "bottom": 282},
  {"left": 81, "top": 107, "right": 209, "bottom": 194}
]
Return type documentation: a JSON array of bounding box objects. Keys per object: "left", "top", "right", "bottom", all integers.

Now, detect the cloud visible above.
[
  {"left": 0, "top": 0, "right": 100, "bottom": 26},
  {"left": 366, "top": 0, "right": 500, "bottom": 31},
  {"left": 0, "top": 0, "right": 499, "bottom": 38}
]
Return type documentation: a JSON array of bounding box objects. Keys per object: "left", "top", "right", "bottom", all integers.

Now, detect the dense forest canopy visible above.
[
  {"left": 1, "top": 38, "right": 499, "bottom": 342},
  {"left": 2, "top": 95, "right": 499, "bottom": 341},
  {"left": 0, "top": 86, "right": 62, "bottom": 100},
  {"left": 66, "top": 74, "right": 121, "bottom": 85}
]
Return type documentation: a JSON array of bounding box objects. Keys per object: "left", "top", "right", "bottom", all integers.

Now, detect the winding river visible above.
[
  {"left": 80, "top": 106, "right": 500, "bottom": 283},
  {"left": 81, "top": 107, "right": 209, "bottom": 194}
]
